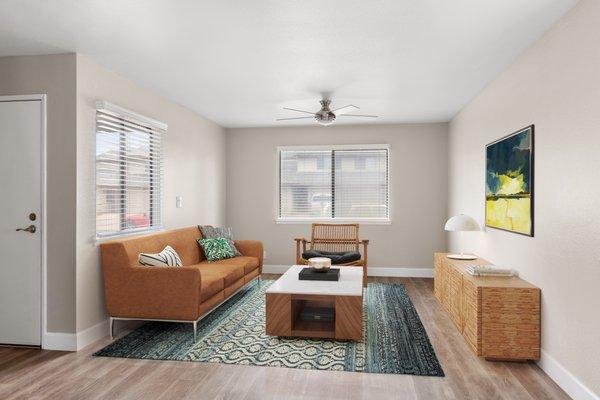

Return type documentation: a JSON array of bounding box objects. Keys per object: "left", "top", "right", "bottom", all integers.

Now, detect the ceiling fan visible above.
[{"left": 276, "top": 99, "right": 378, "bottom": 126}]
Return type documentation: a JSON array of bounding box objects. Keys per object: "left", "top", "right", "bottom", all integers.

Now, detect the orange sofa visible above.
[{"left": 100, "top": 226, "right": 263, "bottom": 340}]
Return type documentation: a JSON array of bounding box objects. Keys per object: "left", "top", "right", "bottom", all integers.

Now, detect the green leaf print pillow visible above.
[{"left": 197, "top": 237, "right": 236, "bottom": 262}]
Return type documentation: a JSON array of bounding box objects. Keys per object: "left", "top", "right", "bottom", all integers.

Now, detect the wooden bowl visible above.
[{"left": 308, "top": 257, "right": 332, "bottom": 272}]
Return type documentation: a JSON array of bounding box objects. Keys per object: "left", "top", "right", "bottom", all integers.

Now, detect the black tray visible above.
[{"left": 298, "top": 267, "right": 340, "bottom": 281}]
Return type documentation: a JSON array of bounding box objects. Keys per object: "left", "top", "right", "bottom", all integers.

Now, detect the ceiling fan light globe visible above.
[
  {"left": 316, "top": 119, "right": 334, "bottom": 126},
  {"left": 315, "top": 110, "right": 336, "bottom": 125}
]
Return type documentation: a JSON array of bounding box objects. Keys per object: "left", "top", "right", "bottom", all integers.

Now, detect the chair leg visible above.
[{"left": 192, "top": 321, "right": 197, "bottom": 342}]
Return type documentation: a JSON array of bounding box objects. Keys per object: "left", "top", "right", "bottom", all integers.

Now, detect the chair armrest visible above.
[
  {"left": 360, "top": 239, "right": 369, "bottom": 268},
  {"left": 360, "top": 240, "right": 369, "bottom": 287},
  {"left": 360, "top": 239, "right": 369, "bottom": 255},
  {"left": 107, "top": 266, "right": 201, "bottom": 321},
  {"left": 234, "top": 240, "right": 264, "bottom": 266},
  {"left": 294, "top": 238, "right": 310, "bottom": 264}
]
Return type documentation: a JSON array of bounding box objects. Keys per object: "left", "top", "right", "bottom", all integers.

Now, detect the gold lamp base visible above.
[{"left": 447, "top": 253, "right": 477, "bottom": 260}]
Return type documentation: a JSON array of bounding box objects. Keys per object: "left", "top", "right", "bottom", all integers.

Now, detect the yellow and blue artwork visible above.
[{"left": 485, "top": 125, "right": 534, "bottom": 236}]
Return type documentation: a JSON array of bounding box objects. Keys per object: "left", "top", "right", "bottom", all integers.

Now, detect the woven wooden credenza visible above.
[{"left": 434, "top": 253, "right": 540, "bottom": 361}]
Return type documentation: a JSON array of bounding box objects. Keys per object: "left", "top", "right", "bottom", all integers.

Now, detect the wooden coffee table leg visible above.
[
  {"left": 335, "top": 295, "right": 363, "bottom": 340},
  {"left": 266, "top": 293, "right": 291, "bottom": 336}
]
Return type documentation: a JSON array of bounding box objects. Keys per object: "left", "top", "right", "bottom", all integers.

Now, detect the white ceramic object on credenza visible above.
[
  {"left": 444, "top": 214, "right": 480, "bottom": 260},
  {"left": 308, "top": 257, "right": 332, "bottom": 271}
]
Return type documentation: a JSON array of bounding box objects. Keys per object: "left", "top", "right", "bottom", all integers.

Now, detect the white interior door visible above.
[{"left": 0, "top": 97, "right": 43, "bottom": 346}]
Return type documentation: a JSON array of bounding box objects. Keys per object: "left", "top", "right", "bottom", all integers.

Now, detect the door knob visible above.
[{"left": 16, "top": 225, "right": 36, "bottom": 233}]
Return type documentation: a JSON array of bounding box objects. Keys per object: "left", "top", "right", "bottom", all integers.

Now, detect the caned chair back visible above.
[{"left": 310, "top": 223, "right": 360, "bottom": 252}]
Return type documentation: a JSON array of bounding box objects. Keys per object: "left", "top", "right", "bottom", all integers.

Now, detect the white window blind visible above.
[
  {"left": 95, "top": 103, "right": 165, "bottom": 238},
  {"left": 278, "top": 146, "right": 389, "bottom": 222},
  {"left": 280, "top": 150, "right": 332, "bottom": 219}
]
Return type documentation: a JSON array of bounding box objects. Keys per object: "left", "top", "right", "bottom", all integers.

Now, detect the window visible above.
[
  {"left": 95, "top": 101, "right": 165, "bottom": 238},
  {"left": 278, "top": 145, "right": 390, "bottom": 222}
]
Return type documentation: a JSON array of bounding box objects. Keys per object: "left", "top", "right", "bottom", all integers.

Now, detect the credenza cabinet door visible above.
[
  {"left": 462, "top": 279, "right": 481, "bottom": 355},
  {"left": 434, "top": 253, "right": 445, "bottom": 302},
  {"left": 481, "top": 287, "right": 541, "bottom": 360},
  {"left": 446, "top": 266, "right": 464, "bottom": 331}
]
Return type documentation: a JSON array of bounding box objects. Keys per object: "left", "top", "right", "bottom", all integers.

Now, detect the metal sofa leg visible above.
[
  {"left": 109, "top": 317, "right": 115, "bottom": 340},
  {"left": 193, "top": 321, "right": 197, "bottom": 342}
]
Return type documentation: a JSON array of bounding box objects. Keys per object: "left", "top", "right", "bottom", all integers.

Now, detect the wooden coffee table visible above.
[{"left": 265, "top": 265, "right": 363, "bottom": 341}]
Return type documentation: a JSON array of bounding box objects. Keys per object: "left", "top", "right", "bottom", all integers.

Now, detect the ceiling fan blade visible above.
[
  {"left": 276, "top": 116, "right": 315, "bottom": 121},
  {"left": 282, "top": 107, "right": 316, "bottom": 115},
  {"left": 332, "top": 105, "right": 359, "bottom": 115},
  {"left": 339, "top": 114, "right": 378, "bottom": 118}
]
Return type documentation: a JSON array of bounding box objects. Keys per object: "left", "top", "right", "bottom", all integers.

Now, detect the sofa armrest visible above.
[
  {"left": 234, "top": 240, "right": 264, "bottom": 266},
  {"left": 106, "top": 265, "right": 201, "bottom": 321}
]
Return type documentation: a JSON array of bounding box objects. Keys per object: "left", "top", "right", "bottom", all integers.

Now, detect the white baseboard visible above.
[
  {"left": 43, "top": 331, "right": 77, "bottom": 351},
  {"left": 538, "top": 350, "right": 599, "bottom": 400},
  {"left": 368, "top": 267, "right": 434, "bottom": 278},
  {"left": 76, "top": 319, "right": 109, "bottom": 350},
  {"left": 43, "top": 319, "right": 110, "bottom": 351},
  {"left": 262, "top": 265, "right": 434, "bottom": 278}
]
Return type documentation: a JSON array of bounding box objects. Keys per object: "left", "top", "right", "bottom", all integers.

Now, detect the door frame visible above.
[{"left": 0, "top": 94, "right": 47, "bottom": 347}]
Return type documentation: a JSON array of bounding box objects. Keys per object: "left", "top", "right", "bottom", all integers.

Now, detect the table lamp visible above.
[{"left": 444, "top": 214, "right": 480, "bottom": 260}]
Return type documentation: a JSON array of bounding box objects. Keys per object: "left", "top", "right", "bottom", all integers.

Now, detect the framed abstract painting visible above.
[{"left": 485, "top": 125, "right": 534, "bottom": 236}]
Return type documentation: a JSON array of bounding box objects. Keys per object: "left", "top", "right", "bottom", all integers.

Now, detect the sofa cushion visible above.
[
  {"left": 198, "top": 269, "right": 225, "bottom": 301},
  {"left": 244, "top": 267, "right": 260, "bottom": 283},
  {"left": 200, "top": 256, "right": 259, "bottom": 274},
  {"left": 198, "top": 290, "right": 225, "bottom": 316},
  {"left": 237, "top": 256, "right": 260, "bottom": 273},
  {"left": 197, "top": 262, "right": 245, "bottom": 287},
  {"left": 224, "top": 276, "right": 246, "bottom": 297}
]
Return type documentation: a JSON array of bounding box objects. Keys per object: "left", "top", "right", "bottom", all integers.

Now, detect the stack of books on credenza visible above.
[{"left": 465, "top": 264, "right": 517, "bottom": 277}]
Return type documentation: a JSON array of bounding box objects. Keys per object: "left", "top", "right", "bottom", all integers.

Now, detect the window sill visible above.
[
  {"left": 94, "top": 227, "right": 164, "bottom": 245},
  {"left": 275, "top": 218, "right": 392, "bottom": 225}
]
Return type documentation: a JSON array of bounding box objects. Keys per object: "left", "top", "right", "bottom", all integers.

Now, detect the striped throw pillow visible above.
[{"left": 138, "top": 245, "right": 183, "bottom": 267}]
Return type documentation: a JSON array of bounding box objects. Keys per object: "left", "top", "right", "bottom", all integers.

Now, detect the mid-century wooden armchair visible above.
[{"left": 295, "top": 223, "right": 369, "bottom": 287}]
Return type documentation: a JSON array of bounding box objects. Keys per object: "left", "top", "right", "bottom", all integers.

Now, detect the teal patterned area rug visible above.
[{"left": 94, "top": 281, "right": 444, "bottom": 376}]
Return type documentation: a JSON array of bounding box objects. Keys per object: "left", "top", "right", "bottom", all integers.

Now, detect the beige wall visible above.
[
  {"left": 0, "top": 54, "right": 77, "bottom": 333},
  {"left": 1, "top": 54, "right": 227, "bottom": 335},
  {"left": 226, "top": 124, "right": 448, "bottom": 269},
  {"left": 448, "top": 0, "right": 600, "bottom": 395},
  {"left": 75, "top": 54, "right": 227, "bottom": 332}
]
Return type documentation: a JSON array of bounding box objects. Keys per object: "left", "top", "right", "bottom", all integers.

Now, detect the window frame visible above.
[
  {"left": 94, "top": 101, "right": 166, "bottom": 240},
  {"left": 275, "top": 144, "right": 391, "bottom": 225}
]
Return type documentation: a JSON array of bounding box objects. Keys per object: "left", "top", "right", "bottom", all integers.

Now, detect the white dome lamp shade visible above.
[{"left": 444, "top": 214, "right": 480, "bottom": 260}]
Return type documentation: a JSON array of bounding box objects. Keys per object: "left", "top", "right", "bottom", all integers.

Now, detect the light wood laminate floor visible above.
[{"left": 0, "top": 275, "right": 570, "bottom": 400}]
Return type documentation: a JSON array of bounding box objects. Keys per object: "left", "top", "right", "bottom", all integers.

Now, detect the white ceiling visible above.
[{"left": 0, "top": 0, "right": 577, "bottom": 128}]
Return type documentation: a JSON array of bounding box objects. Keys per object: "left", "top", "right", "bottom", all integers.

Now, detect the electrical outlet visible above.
[{"left": 176, "top": 196, "right": 183, "bottom": 208}]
